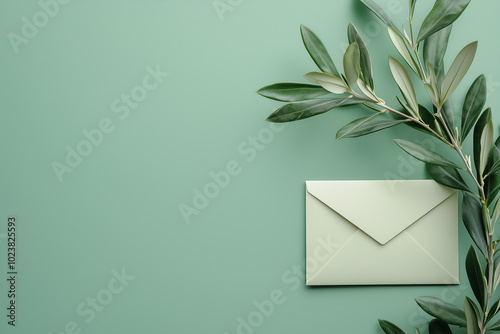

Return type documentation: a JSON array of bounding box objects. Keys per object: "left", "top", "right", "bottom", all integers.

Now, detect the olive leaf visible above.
[
  {"left": 389, "top": 56, "right": 418, "bottom": 115},
  {"left": 379, "top": 320, "right": 407, "bottom": 334},
  {"left": 486, "top": 298, "right": 500, "bottom": 324},
  {"left": 348, "top": 23, "right": 373, "bottom": 88},
  {"left": 421, "top": 25, "right": 455, "bottom": 134},
  {"left": 431, "top": 103, "right": 455, "bottom": 141},
  {"left": 426, "top": 164, "right": 471, "bottom": 193},
  {"left": 424, "top": 83, "right": 439, "bottom": 108},
  {"left": 466, "top": 246, "right": 485, "bottom": 308},
  {"left": 343, "top": 42, "right": 360, "bottom": 88},
  {"left": 394, "top": 139, "right": 460, "bottom": 168},
  {"left": 489, "top": 318, "right": 500, "bottom": 331},
  {"left": 303, "top": 72, "right": 348, "bottom": 94},
  {"left": 400, "top": 104, "right": 438, "bottom": 136},
  {"left": 266, "top": 97, "right": 365, "bottom": 123},
  {"left": 357, "top": 78, "right": 378, "bottom": 101},
  {"left": 337, "top": 113, "right": 407, "bottom": 139},
  {"left": 428, "top": 319, "right": 452, "bottom": 334},
  {"left": 480, "top": 122, "right": 494, "bottom": 174},
  {"left": 485, "top": 137, "right": 500, "bottom": 200},
  {"left": 441, "top": 101, "right": 456, "bottom": 139},
  {"left": 494, "top": 256, "right": 500, "bottom": 293},
  {"left": 358, "top": 0, "right": 401, "bottom": 34},
  {"left": 440, "top": 41, "right": 478, "bottom": 105},
  {"left": 415, "top": 296, "right": 467, "bottom": 327},
  {"left": 486, "top": 177, "right": 500, "bottom": 206},
  {"left": 300, "top": 25, "right": 340, "bottom": 76},
  {"left": 492, "top": 198, "right": 500, "bottom": 231},
  {"left": 409, "top": 0, "right": 417, "bottom": 20},
  {"left": 464, "top": 297, "right": 481, "bottom": 334},
  {"left": 461, "top": 75, "right": 487, "bottom": 142},
  {"left": 487, "top": 144, "right": 500, "bottom": 177},
  {"left": 416, "top": 0, "right": 471, "bottom": 44},
  {"left": 397, "top": 96, "right": 416, "bottom": 117},
  {"left": 462, "top": 192, "right": 488, "bottom": 257},
  {"left": 387, "top": 26, "right": 420, "bottom": 76},
  {"left": 257, "top": 83, "right": 328, "bottom": 102},
  {"left": 423, "top": 25, "right": 452, "bottom": 81},
  {"left": 473, "top": 108, "right": 493, "bottom": 177}
]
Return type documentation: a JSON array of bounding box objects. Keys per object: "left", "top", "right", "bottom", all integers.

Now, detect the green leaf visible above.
[
  {"left": 424, "top": 83, "right": 439, "bottom": 108},
  {"left": 489, "top": 318, "right": 500, "bottom": 331},
  {"left": 423, "top": 25, "right": 452, "bottom": 81},
  {"left": 486, "top": 298, "right": 500, "bottom": 324},
  {"left": 494, "top": 256, "right": 500, "bottom": 293},
  {"left": 300, "top": 25, "right": 340, "bottom": 77},
  {"left": 473, "top": 108, "right": 493, "bottom": 177},
  {"left": 441, "top": 100, "right": 455, "bottom": 139},
  {"left": 357, "top": 78, "right": 379, "bottom": 101},
  {"left": 387, "top": 27, "right": 420, "bottom": 76},
  {"left": 418, "top": 105, "right": 439, "bottom": 130},
  {"left": 416, "top": 0, "right": 471, "bottom": 44},
  {"left": 400, "top": 104, "right": 438, "bottom": 136},
  {"left": 389, "top": 56, "right": 418, "bottom": 114},
  {"left": 485, "top": 137, "right": 500, "bottom": 200},
  {"left": 303, "top": 72, "right": 348, "bottom": 94},
  {"left": 337, "top": 113, "right": 407, "bottom": 139},
  {"left": 481, "top": 122, "right": 494, "bottom": 175},
  {"left": 464, "top": 297, "right": 481, "bottom": 334},
  {"left": 487, "top": 146, "right": 500, "bottom": 177},
  {"left": 257, "top": 83, "right": 328, "bottom": 102},
  {"left": 423, "top": 25, "right": 456, "bottom": 133},
  {"left": 428, "top": 319, "right": 452, "bottom": 334},
  {"left": 414, "top": 328, "right": 420, "bottom": 334},
  {"left": 409, "top": 0, "right": 417, "bottom": 20},
  {"left": 487, "top": 175, "right": 500, "bottom": 206},
  {"left": 431, "top": 103, "right": 455, "bottom": 142},
  {"left": 379, "top": 320, "right": 407, "bottom": 334},
  {"left": 426, "top": 61, "right": 441, "bottom": 103},
  {"left": 266, "top": 97, "right": 365, "bottom": 123},
  {"left": 415, "top": 296, "right": 467, "bottom": 327},
  {"left": 426, "top": 164, "right": 470, "bottom": 192},
  {"left": 348, "top": 23, "right": 373, "bottom": 88},
  {"left": 394, "top": 139, "right": 461, "bottom": 168},
  {"left": 492, "top": 197, "right": 500, "bottom": 229},
  {"left": 343, "top": 42, "right": 360, "bottom": 88},
  {"left": 440, "top": 41, "right": 478, "bottom": 104},
  {"left": 461, "top": 75, "right": 487, "bottom": 141},
  {"left": 466, "top": 246, "right": 485, "bottom": 308},
  {"left": 462, "top": 192, "right": 488, "bottom": 257},
  {"left": 397, "top": 96, "right": 415, "bottom": 117},
  {"left": 359, "top": 0, "right": 401, "bottom": 34}
]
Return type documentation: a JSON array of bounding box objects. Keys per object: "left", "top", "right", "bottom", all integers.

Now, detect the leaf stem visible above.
[
  {"left": 434, "top": 108, "right": 493, "bottom": 334},
  {"left": 361, "top": 33, "right": 494, "bottom": 333},
  {"left": 436, "top": 114, "right": 484, "bottom": 195},
  {"left": 375, "top": 102, "right": 449, "bottom": 146},
  {"left": 374, "top": 93, "right": 494, "bottom": 334},
  {"left": 483, "top": 207, "right": 494, "bottom": 334}
]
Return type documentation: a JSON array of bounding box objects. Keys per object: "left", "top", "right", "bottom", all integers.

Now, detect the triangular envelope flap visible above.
[{"left": 306, "top": 180, "right": 455, "bottom": 245}]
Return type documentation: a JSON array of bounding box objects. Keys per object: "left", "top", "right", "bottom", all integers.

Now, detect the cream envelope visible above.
[{"left": 305, "top": 180, "right": 459, "bottom": 285}]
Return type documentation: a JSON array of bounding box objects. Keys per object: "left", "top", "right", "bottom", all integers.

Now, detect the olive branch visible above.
[{"left": 258, "top": 0, "right": 500, "bottom": 333}]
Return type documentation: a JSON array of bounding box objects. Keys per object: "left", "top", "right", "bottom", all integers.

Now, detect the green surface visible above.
[{"left": 1, "top": 0, "right": 500, "bottom": 333}]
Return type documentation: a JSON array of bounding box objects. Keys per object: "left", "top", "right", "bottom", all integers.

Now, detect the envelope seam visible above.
[
  {"left": 377, "top": 191, "right": 456, "bottom": 244},
  {"left": 404, "top": 231, "right": 459, "bottom": 283},
  {"left": 308, "top": 182, "right": 456, "bottom": 245},
  {"left": 307, "top": 230, "right": 359, "bottom": 285}
]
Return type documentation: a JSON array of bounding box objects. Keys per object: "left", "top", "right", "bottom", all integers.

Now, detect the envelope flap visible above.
[{"left": 306, "top": 180, "right": 456, "bottom": 245}]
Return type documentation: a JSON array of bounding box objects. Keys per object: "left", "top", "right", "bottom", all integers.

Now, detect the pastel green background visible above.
[{"left": 1, "top": 0, "right": 500, "bottom": 333}]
